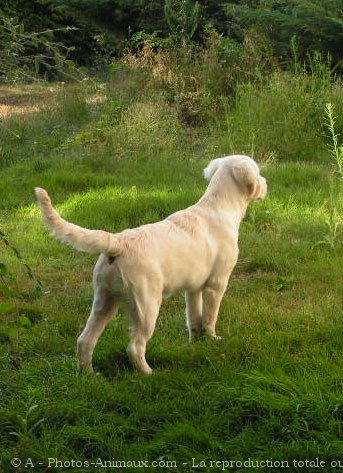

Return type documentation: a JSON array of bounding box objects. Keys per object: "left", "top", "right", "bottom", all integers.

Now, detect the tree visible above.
[{"left": 222, "top": 1, "right": 343, "bottom": 67}]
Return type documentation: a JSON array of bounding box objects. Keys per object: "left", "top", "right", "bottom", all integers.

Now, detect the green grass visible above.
[{"left": 1, "top": 74, "right": 343, "bottom": 473}]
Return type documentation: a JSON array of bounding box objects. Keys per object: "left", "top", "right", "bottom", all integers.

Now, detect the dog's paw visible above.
[
  {"left": 142, "top": 366, "right": 153, "bottom": 375},
  {"left": 204, "top": 331, "right": 222, "bottom": 341},
  {"left": 189, "top": 327, "right": 206, "bottom": 342},
  {"left": 78, "top": 363, "right": 95, "bottom": 375}
]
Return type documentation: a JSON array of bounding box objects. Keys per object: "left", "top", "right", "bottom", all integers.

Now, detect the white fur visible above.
[{"left": 35, "top": 155, "right": 267, "bottom": 374}]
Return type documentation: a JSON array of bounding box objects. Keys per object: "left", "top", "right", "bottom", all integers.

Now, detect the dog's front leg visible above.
[
  {"left": 185, "top": 290, "right": 203, "bottom": 341},
  {"left": 202, "top": 281, "right": 227, "bottom": 340}
]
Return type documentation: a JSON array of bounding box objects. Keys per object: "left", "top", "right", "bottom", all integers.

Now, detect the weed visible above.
[
  {"left": 272, "top": 274, "right": 296, "bottom": 293},
  {"left": 324, "top": 102, "right": 343, "bottom": 179},
  {"left": 9, "top": 403, "right": 45, "bottom": 441},
  {"left": 312, "top": 208, "right": 343, "bottom": 250}
]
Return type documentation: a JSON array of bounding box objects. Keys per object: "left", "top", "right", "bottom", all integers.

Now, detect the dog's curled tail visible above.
[{"left": 35, "top": 187, "right": 121, "bottom": 255}]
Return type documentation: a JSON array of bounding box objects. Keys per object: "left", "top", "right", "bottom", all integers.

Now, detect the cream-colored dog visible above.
[{"left": 35, "top": 155, "right": 267, "bottom": 374}]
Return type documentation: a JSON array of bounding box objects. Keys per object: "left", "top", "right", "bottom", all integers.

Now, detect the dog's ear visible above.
[
  {"left": 203, "top": 158, "right": 225, "bottom": 181},
  {"left": 230, "top": 164, "right": 261, "bottom": 199}
]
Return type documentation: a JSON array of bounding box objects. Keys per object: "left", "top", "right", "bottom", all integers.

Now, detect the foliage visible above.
[
  {"left": 0, "top": 15, "right": 81, "bottom": 82},
  {"left": 2, "top": 0, "right": 343, "bottom": 79},
  {"left": 164, "top": 0, "right": 202, "bottom": 45},
  {"left": 217, "top": 55, "right": 341, "bottom": 163},
  {"left": 312, "top": 208, "right": 342, "bottom": 250},
  {"left": 0, "top": 0, "right": 116, "bottom": 73},
  {"left": 324, "top": 103, "right": 343, "bottom": 179},
  {"left": 123, "top": 26, "right": 275, "bottom": 126},
  {"left": 223, "top": 1, "right": 343, "bottom": 68}
]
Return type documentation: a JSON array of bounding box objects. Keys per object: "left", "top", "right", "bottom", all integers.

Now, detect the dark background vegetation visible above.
[{"left": 1, "top": 0, "right": 343, "bottom": 73}]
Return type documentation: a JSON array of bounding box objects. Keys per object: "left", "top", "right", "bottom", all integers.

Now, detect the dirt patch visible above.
[
  {"left": 0, "top": 84, "right": 105, "bottom": 119},
  {"left": 0, "top": 103, "right": 41, "bottom": 119},
  {"left": 0, "top": 84, "right": 56, "bottom": 119},
  {"left": 0, "top": 84, "right": 66, "bottom": 120}
]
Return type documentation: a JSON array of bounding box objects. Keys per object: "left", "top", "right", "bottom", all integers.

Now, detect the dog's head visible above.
[{"left": 204, "top": 155, "right": 267, "bottom": 202}]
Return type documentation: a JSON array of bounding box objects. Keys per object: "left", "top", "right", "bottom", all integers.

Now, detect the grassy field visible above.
[{"left": 0, "top": 68, "right": 343, "bottom": 473}]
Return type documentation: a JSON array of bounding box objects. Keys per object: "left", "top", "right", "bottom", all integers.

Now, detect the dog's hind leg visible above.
[
  {"left": 185, "top": 290, "right": 203, "bottom": 341},
  {"left": 126, "top": 292, "right": 161, "bottom": 375},
  {"left": 77, "top": 289, "right": 119, "bottom": 373}
]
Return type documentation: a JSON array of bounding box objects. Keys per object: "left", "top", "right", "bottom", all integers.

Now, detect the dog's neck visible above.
[{"left": 197, "top": 170, "right": 248, "bottom": 228}]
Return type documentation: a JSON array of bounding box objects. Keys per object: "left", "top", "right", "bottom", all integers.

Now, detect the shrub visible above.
[
  {"left": 216, "top": 63, "right": 343, "bottom": 163},
  {"left": 73, "top": 97, "right": 184, "bottom": 161},
  {"left": 122, "top": 27, "right": 275, "bottom": 126}
]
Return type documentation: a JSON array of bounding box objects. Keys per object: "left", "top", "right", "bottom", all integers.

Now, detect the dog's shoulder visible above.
[{"left": 166, "top": 206, "right": 202, "bottom": 235}]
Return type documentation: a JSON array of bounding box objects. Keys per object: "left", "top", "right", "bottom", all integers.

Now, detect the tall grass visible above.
[{"left": 115, "top": 39, "right": 343, "bottom": 164}]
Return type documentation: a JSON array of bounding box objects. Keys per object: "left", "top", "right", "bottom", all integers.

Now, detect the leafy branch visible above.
[{"left": 0, "top": 15, "right": 85, "bottom": 83}]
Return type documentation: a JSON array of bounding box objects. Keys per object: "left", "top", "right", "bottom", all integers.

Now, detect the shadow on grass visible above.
[
  {"left": 95, "top": 339, "right": 220, "bottom": 380},
  {"left": 95, "top": 349, "right": 133, "bottom": 378}
]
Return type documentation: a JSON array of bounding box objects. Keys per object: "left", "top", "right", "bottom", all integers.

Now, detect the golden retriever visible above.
[{"left": 35, "top": 155, "right": 267, "bottom": 374}]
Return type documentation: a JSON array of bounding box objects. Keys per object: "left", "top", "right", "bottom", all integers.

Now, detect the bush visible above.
[
  {"left": 122, "top": 27, "right": 275, "bottom": 126},
  {"left": 212, "top": 58, "right": 343, "bottom": 163},
  {"left": 73, "top": 96, "right": 184, "bottom": 162}
]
